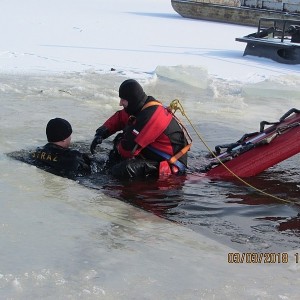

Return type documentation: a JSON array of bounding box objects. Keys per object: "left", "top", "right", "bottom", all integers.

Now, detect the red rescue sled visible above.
[{"left": 205, "top": 108, "right": 300, "bottom": 178}]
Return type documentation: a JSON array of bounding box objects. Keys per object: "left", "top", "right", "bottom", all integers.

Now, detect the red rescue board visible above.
[{"left": 206, "top": 109, "right": 300, "bottom": 178}]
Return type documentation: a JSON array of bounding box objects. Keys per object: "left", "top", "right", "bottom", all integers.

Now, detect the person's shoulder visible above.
[
  {"left": 32, "top": 143, "right": 48, "bottom": 157},
  {"left": 145, "top": 96, "right": 158, "bottom": 103},
  {"left": 68, "top": 148, "right": 81, "bottom": 155},
  {"left": 32, "top": 143, "right": 68, "bottom": 158},
  {"left": 39, "top": 143, "right": 60, "bottom": 151},
  {"left": 35, "top": 143, "right": 48, "bottom": 151},
  {"left": 63, "top": 148, "right": 86, "bottom": 160},
  {"left": 136, "top": 97, "right": 161, "bottom": 118}
]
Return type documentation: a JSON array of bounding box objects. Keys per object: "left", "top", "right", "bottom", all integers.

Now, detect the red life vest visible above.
[{"left": 103, "top": 100, "right": 192, "bottom": 175}]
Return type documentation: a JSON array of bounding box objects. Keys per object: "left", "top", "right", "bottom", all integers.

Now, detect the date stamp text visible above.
[{"left": 228, "top": 252, "right": 300, "bottom": 263}]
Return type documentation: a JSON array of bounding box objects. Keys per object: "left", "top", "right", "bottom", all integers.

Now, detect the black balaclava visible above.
[{"left": 119, "top": 79, "right": 148, "bottom": 115}]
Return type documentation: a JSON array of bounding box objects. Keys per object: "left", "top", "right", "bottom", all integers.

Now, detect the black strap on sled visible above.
[
  {"left": 214, "top": 131, "right": 259, "bottom": 155},
  {"left": 215, "top": 143, "right": 240, "bottom": 155},
  {"left": 279, "top": 108, "right": 300, "bottom": 122},
  {"left": 215, "top": 108, "right": 300, "bottom": 156},
  {"left": 260, "top": 108, "right": 300, "bottom": 132},
  {"left": 206, "top": 108, "right": 300, "bottom": 171},
  {"left": 259, "top": 120, "right": 280, "bottom": 133},
  {"left": 236, "top": 131, "right": 260, "bottom": 143}
]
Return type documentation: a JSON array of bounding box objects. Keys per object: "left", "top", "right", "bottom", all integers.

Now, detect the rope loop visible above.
[{"left": 169, "top": 99, "right": 186, "bottom": 116}]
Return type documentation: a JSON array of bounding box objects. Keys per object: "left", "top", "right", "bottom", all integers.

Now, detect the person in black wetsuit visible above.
[{"left": 32, "top": 118, "right": 91, "bottom": 177}]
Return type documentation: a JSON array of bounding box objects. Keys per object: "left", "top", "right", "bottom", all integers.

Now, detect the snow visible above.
[
  {"left": 1, "top": 0, "right": 299, "bottom": 81},
  {"left": 1, "top": 0, "right": 300, "bottom": 299}
]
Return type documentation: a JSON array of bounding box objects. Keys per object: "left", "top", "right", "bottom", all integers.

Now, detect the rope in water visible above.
[{"left": 169, "top": 98, "right": 296, "bottom": 205}]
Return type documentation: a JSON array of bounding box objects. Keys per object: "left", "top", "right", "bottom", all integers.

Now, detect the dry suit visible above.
[
  {"left": 32, "top": 143, "right": 91, "bottom": 177},
  {"left": 90, "top": 79, "right": 189, "bottom": 179}
]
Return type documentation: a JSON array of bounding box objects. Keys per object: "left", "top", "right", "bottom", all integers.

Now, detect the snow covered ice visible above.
[{"left": 1, "top": 0, "right": 300, "bottom": 299}]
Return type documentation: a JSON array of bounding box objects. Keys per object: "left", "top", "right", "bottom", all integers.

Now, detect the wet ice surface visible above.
[
  {"left": 1, "top": 70, "right": 300, "bottom": 299},
  {"left": 2, "top": 0, "right": 300, "bottom": 297}
]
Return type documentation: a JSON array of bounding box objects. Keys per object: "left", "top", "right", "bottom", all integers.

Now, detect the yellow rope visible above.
[{"left": 169, "top": 99, "right": 296, "bottom": 205}]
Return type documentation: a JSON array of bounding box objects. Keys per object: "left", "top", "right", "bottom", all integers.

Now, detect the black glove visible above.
[
  {"left": 90, "top": 135, "right": 103, "bottom": 154},
  {"left": 90, "top": 126, "right": 110, "bottom": 154}
]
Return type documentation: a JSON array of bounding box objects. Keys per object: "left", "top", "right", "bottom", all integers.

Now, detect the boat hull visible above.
[{"left": 171, "top": 0, "right": 300, "bottom": 26}]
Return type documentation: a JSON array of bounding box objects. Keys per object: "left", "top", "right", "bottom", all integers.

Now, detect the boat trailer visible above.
[{"left": 236, "top": 18, "right": 300, "bottom": 64}]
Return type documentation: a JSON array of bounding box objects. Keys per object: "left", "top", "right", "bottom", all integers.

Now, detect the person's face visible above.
[{"left": 119, "top": 98, "right": 128, "bottom": 108}]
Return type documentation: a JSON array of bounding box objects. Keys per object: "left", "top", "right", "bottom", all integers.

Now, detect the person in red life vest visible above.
[
  {"left": 90, "top": 79, "right": 190, "bottom": 179},
  {"left": 32, "top": 118, "right": 91, "bottom": 177}
]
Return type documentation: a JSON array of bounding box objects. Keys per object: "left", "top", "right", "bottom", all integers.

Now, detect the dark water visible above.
[
  {"left": 3, "top": 71, "right": 300, "bottom": 254},
  {"left": 10, "top": 136, "right": 300, "bottom": 254},
  {"left": 98, "top": 158, "right": 300, "bottom": 253}
]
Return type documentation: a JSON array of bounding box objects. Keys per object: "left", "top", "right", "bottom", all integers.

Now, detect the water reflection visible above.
[
  {"left": 225, "top": 173, "right": 300, "bottom": 235},
  {"left": 7, "top": 140, "right": 300, "bottom": 252},
  {"left": 277, "top": 215, "right": 300, "bottom": 233},
  {"left": 97, "top": 157, "right": 300, "bottom": 252},
  {"left": 103, "top": 175, "right": 187, "bottom": 218}
]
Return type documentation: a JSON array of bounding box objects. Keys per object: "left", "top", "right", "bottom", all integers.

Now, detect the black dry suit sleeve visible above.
[
  {"left": 95, "top": 126, "right": 110, "bottom": 139},
  {"left": 90, "top": 126, "right": 110, "bottom": 154}
]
